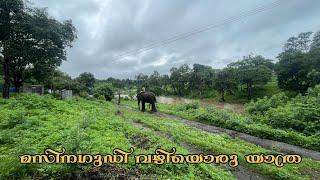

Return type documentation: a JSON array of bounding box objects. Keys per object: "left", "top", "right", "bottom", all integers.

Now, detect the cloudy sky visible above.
[{"left": 31, "top": 0, "right": 320, "bottom": 79}]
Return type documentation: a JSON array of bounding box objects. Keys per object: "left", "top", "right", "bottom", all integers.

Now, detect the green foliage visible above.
[
  {"left": 76, "top": 72, "right": 95, "bottom": 94},
  {"left": 213, "top": 68, "right": 237, "bottom": 101},
  {"left": 228, "top": 55, "right": 273, "bottom": 100},
  {"left": 3, "top": 6, "right": 76, "bottom": 91},
  {"left": 94, "top": 83, "right": 114, "bottom": 101},
  {"left": 276, "top": 31, "right": 320, "bottom": 93},
  {"left": 247, "top": 85, "right": 320, "bottom": 136},
  {"left": 176, "top": 102, "right": 199, "bottom": 111},
  {"left": 245, "top": 92, "right": 289, "bottom": 115}
]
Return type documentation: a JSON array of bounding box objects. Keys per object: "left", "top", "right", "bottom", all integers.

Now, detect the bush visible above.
[
  {"left": 245, "top": 92, "right": 289, "bottom": 115},
  {"left": 176, "top": 102, "right": 199, "bottom": 111},
  {"left": 94, "top": 83, "right": 114, "bottom": 101},
  {"left": 247, "top": 85, "right": 320, "bottom": 135}
]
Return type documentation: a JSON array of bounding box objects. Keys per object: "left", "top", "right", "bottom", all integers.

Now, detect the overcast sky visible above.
[{"left": 31, "top": 0, "right": 320, "bottom": 79}]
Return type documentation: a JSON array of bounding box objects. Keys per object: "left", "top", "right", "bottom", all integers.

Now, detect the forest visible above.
[{"left": 1, "top": 0, "right": 320, "bottom": 179}]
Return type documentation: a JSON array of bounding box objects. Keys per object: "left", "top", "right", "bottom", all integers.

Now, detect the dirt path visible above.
[
  {"left": 154, "top": 112, "right": 320, "bottom": 161},
  {"left": 129, "top": 119, "right": 267, "bottom": 180}
]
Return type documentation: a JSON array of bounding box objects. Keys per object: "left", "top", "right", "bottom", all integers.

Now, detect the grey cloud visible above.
[{"left": 31, "top": 0, "right": 320, "bottom": 79}]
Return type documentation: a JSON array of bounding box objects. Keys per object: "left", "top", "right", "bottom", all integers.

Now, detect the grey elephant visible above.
[{"left": 137, "top": 91, "right": 157, "bottom": 112}]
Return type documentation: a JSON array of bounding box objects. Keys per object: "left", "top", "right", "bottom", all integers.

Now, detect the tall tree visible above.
[
  {"left": 189, "top": 64, "right": 215, "bottom": 98},
  {"left": 311, "top": 31, "right": 320, "bottom": 50},
  {"left": 213, "top": 68, "right": 237, "bottom": 102},
  {"left": 136, "top": 73, "right": 149, "bottom": 92},
  {"left": 76, "top": 72, "right": 95, "bottom": 94},
  {"left": 228, "top": 55, "right": 273, "bottom": 99},
  {"left": 170, "top": 64, "right": 191, "bottom": 96},
  {"left": 148, "top": 71, "right": 162, "bottom": 95},
  {"left": 0, "top": 2, "right": 77, "bottom": 98},
  {"left": 0, "top": 0, "right": 23, "bottom": 98},
  {"left": 276, "top": 31, "right": 320, "bottom": 93}
]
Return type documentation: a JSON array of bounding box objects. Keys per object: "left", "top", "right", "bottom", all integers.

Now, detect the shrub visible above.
[
  {"left": 247, "top": 85, "right": 320, "bottom": 135},
  {"left": 245, "top": 92, "right": 289, "bottom": 115},
  {"left": 94, "top": 83, "right": 114, "bottom": 101},
  {"left": 177, "top": 102, "right": 199, "bottom": 111}
]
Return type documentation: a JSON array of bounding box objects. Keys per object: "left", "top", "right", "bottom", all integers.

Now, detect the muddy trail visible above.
[
  {"left": 129, "top": 118, "right": 267, "bottom": 180},
  {"left": 120, "top": 105, "right": 320, "bottom": 161},
  {"left": 154, "top": 111, "right": 320, "bottom": 161}
]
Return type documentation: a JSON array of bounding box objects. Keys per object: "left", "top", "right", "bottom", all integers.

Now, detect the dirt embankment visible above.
[{"left": 156, "top": 96, "right": 245, "bottom": 113}]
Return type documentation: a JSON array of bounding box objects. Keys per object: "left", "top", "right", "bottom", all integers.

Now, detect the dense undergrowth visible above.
[
  {"left": 0, "top": 94, "right": 233, "bottom": 179},
  {"left": 246, "top": 85, "right": 320, "bottom": 136}
]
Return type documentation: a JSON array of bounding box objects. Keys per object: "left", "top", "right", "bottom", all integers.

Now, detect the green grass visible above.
[
  {"left": 1, "top": 94, "right": 319, "bottom": 179},
  {"left": 0, "top": 94, "right": 234, "bottom": 179},
  {"left": 122, "top": 108, "right": 320, "bottom": 180}
]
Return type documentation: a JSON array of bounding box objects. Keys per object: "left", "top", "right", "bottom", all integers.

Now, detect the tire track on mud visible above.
[
  {"left": 154, "top": 112, "right": 320, "bottom": 161},
  {"left": 120, "top": 104, "right": 320, "bottom": 161},
  {"left": 129, "top": 118, "right": 267, "bottom": 180}
]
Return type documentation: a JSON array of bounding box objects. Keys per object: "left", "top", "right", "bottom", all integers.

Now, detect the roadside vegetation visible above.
[{"left": 122, "top": 84, "right": 320, "bottom": 152}]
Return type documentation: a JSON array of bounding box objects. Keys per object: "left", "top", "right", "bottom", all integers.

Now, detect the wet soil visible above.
[
  {"left": 130, "top": 118, "right": 267, "bottom": 180},
  {"left": 155, "top": 112, "right": 320, "bottom": 161}
]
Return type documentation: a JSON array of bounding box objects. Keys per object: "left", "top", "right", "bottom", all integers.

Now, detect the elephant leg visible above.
[
  {"left": 152, "top": 103, "right": 157, "bottom": 112},
  {"left": 142, "top": 102, "right": 146, "bottom": 112}
]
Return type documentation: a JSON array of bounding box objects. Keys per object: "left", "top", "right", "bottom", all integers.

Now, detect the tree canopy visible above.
[
  {"left": 228, "top": 55, "right": 273, "bottom": 99},
  {"left": 0, "top": 1, "right": 77, "bottom": 98},
  {"left": 276, "top": 31, "right": 320, "bottom": 93}
]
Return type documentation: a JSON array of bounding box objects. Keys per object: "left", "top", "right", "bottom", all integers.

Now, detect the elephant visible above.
[{"left": 137, "top": 91, "right": 157, "bottom": 112}]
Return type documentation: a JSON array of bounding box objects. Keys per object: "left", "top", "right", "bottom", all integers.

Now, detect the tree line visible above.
[{"left": 134, "top": 30, "right": 320, "bottom": 101}]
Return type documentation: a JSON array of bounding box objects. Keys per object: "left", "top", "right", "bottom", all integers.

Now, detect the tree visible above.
[
  {"left": 0, "top": 2, "right": 77, "bottom": 98},
  {"left": 276, "top": 51, "right": 310, "bottom": 92},
  {"left": 148, "top": 71, "right": 162, "bottom": 95},
  {"left": 136, "top": 73, "right": 149, "bottom": 92},
  {"left": 160, "top": 74, "right": 170, "bottom": 94},
  {"left": 311, "top": 31, "right": 320, "bottom": 50},
  {"left": 47, "top": 70, "right": 75, "bottom": 91},
  {"left": 276, "top": 31, "right": 320, "bottom": 93},
  {"left": 112, "top": 78, "right": 124, "bottom": 104},
  {"left": 228, "top": 55, "right": 273, "bottom": 99},
  {"left": 189, "top": 64, "right": 215, "bottom": 98},
  {"left": 76, "top": 72, "right": 95, "bottom": 94},
  {"left": 0, "top": 0, "right": 24, "bottom": 98},
  {"left": 94, "top": 83, "right": 114, "bottom": 101},
  {"left": 284, "top": 32, "right": 313, "bottom": 53},
  {"left": 213, "top": 68, "right": 237, "bottom": 102},
  {"left": 170, "top": 64, "right": 191, "bottom": 96}
]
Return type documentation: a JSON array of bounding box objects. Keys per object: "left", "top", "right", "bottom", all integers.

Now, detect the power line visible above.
[{"left": 113, "top": 0, "right": 289, "bottom": 59}]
